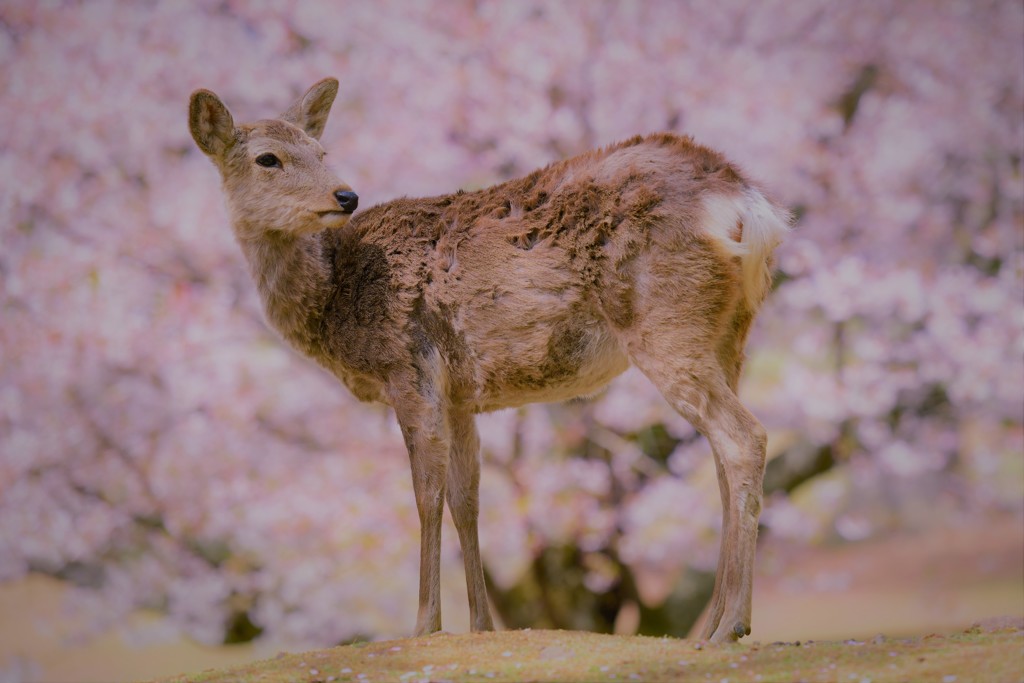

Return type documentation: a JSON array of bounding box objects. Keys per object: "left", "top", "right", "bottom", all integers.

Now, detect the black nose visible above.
[{"left": 334, "top": 190, "right": 359, "bottom": 214}]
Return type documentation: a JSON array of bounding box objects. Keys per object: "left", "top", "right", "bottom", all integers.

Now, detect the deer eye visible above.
[{"left": 255, "top": 153, "right": 281, "bottom": 168}]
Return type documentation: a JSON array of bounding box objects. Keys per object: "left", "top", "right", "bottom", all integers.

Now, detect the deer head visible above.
[{"left": 188, "top": 78, "right": 358, "bottom": 239}]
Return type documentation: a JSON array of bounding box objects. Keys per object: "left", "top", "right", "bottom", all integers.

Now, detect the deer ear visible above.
[
  {"left": 280, "top": 77, "right": 339, "bottom": 140},
  {"left": 189, "top": 89, "right": 236, "bottom": 159}
]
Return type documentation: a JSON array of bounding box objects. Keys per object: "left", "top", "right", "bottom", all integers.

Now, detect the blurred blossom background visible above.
[{"left": 1, "top": 1, "right": 1022, "bottom": 681}]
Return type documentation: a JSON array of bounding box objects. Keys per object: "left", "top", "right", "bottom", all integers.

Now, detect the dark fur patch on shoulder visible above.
[{"left": 318, "top": 231, "right": 395, "bottom": 374}]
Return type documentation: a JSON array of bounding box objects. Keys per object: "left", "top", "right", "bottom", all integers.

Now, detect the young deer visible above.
[{"left": 189, "top": 78, "right": 790, "bottom": 643}]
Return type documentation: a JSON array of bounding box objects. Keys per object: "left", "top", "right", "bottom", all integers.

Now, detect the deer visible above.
[{"left": 188, "top": 77, "right": 790, "bottom": 643}]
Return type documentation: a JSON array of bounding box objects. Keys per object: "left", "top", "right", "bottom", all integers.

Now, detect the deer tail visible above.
[{"left": 702, "top": 187, "right": 792, "bottom": 310}]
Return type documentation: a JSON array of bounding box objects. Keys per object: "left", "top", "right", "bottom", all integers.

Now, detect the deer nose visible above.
[{"left": 334, "top": 190, "right": 359, "bottom": 214}]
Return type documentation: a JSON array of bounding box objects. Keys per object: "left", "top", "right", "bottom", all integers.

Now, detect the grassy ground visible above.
[
  {"left": 4, "top": 516, "right": 1019, "bottom": 682},
  {"left": 154, "top": 621, "right": 1022, "bottom": 683}
]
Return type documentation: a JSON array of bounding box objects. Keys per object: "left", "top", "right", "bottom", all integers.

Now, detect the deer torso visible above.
[{"left": 297, "top": 134, "right": 744, "bottom": 412}]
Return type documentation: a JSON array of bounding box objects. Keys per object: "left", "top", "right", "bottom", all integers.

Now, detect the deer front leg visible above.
[
  {"left": 446, "top": 407, "right": 494, "bottom": 632},
  {"left": 393, "top": 388, "right": 451, "bottom": 637}
]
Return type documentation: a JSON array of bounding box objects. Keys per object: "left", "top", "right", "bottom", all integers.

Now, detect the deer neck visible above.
[{"left": 236, "top": 229, "right": 333, "bottom": 355}]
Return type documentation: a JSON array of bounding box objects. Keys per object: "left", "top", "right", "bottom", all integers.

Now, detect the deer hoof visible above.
[{"left": 733, "top": 622, "right": 750, "bottom": 639}]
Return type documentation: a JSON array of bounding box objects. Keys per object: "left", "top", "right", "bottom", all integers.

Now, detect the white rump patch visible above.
[{"left": 702, "top": 189, "right": 791, "bottom": 309}]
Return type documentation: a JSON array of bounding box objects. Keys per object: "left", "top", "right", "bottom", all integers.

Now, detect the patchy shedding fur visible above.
[{"left": 189, "top": 79, "right": 791, "bottom": 643}]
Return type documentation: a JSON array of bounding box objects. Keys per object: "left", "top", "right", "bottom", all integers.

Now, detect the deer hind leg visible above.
[
  {"left": 700, "top": 309, "right": 759, "bottom": 640},
  {"left": 445, "top": 407, "right": 495, "bottom": 632},
  {"left": 629, "top": 343, "right": 766, "bottom": 643},
  {"left": 392, "top": 381, "right": 451, "bottom": 637},
  {"left": 701, "top": 391, "right": 765, "bottom": 642}
]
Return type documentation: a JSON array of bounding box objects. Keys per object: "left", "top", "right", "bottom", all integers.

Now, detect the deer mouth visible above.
[
  {"left": 316, "top": 209, "right": 354, "bottom": 218},
  {"left": 316, "top": 210, "right": 352, "bottom": 227}
]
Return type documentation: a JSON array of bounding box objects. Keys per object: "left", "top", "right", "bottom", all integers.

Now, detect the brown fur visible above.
[{"left": 189, "top": 79, "right": 790, "bottom": 642}]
